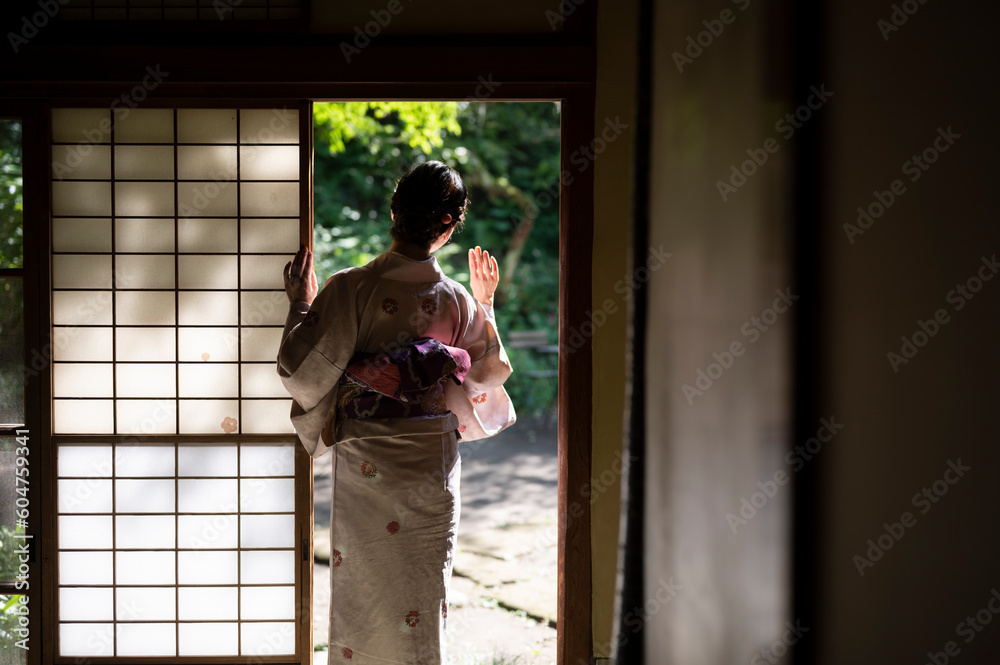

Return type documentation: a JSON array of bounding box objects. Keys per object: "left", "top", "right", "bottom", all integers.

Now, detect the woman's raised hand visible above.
[
  {"left": 468, "top": 245, "right": 499, "bottom": 307},
  {"left": 283, "top": 246, "right": 319, "bottom": 305}
]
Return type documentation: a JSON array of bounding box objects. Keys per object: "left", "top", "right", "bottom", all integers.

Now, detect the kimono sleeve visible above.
[{"left": 276, "top": 270, "right": 359, "bottom": 458}]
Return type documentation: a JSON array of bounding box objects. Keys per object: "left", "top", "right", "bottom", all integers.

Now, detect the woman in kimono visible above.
[{"left": 277, "top": 161, "right": 516, "bottom": 663}]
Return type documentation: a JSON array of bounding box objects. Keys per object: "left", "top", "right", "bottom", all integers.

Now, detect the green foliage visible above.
[
  {"left": 0, "top": 120, "right": 22, "bottom": 270},
  {"left": 0, "top": 526, "right": 27, "bottom": 664},
  {"left": 0, "top": 121, "right": 23, "bottom": 427}
]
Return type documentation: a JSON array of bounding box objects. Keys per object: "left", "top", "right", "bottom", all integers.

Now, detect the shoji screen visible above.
[{"left": 48, "top": 105, "right": 310, "bottom": 660}]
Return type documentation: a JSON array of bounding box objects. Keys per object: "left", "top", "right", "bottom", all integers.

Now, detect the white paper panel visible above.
[
  {"left": 178, "top": 444, "right": 238, "bottom": 477},
  {"left": 240, "top": 255, "right": 287, "bottom": 290},
  {"left": 178, "top": 109, "right": 237, "bottom": 144},
  {"left": 116, "top": 364, "right": 177, "bottom": 398},
  {"left": 117, "top": 623, "right": 176, "bottom": 656},
  {"left": 241, "top": 327, "right": 282, "bottom": 362},
  {"left": 239, "top": 477, "right": 294, "bottom": 513},
  {"left": 179, "top": 399, "right": 239, "bottom": 434},
  {"left": 116, "top": 399, "right": 178, "bottom": 434},
  {"left": 116, "top": 479, "right": 175, "bottom": 513},
  {"left": 177, "top": 478, "right": 237, "bottom": 513},
  {"left": 241, "top": 145, "right": 299, "bottom": 180},
  {"left": 241, "top": 550, "right": 295, "bottom": 585},
  {"left": 178, "top": 363, "right": 238, "bottom": 398},
  {"left": 52, "top": 291, "right": 114, "bottom": 326},
  {"left": 177, "top": 514, "right": 238, "bottom": 549},
  {"left": 115, "top": 254, "right": 175, "bottom": 289},
  {"left": 240, "top": 622, "right": 295, "bottom": 656},
  {"left": 115, "top": 182, "right": 175, "bottom": 217},
  {"left": 58, "top": 445, "right": 112, "bottom": 478},
  {"left": 52, "top": 255, "right": 112, "bottom": 289},
  {"left": 115, "top": 146, "right": 175, "bottom": 180},
  {"left": 240, "top": 292, "right": 286, "bottom": 326},
  {"left": 178, "top": 255, "right": 238, "bottom": 289},
  {"left": 54, "top": 399, "right": 114, "bottom": 434},
  {"left": 115, "top": 109, "right": 175, "bottom": 143},
  {"left": 241, "top": 586, "right": 295, "bottom": 620},
  {"left": 58, "top": 479, "right": 113, "bottom": 513},
  {"left": 52, "top": 144, "right": 111, "bottom": 180},
  {"left": 116, "top": 327, "right": 176, "bottom": 361},
  {"left": 240, "top": 514, "right": 294, "bottom": 548},
  {"left": 239, "top": 363, "right": 286, "bottom": 398},
  {"left": 178, "top": 291, "right": 238, "bottom": 326},
  {"left": 178, "top": 327, "right": 238, "bottom": 362},
  {"left": 52, "top": 181, "right": 112, "bottom": 217},
  {"left": 116, "top": 290, "right": 175, "bottom": 325},
  {"left": 116, "top": 515, "right": 175, "bottom": 549},
  {"left": 240, "top": 108, "right": 299, "bottom": 144},
  {"left": 52, "top": 108, "right": 111, "bottom": 143},
  {"left": 53, "top": 363, "right": 113, "bottom": 398},
  {"left": 241, "top": 399, "right": 294, "bottom": 435},
  {"left": 241, "top": 182, "right": 299, "bottom": 217},
  {"left": 115, "top": 444, "right": 175, "bottom": 476},
  {"left": 60, "top": 588, "right": 113, "bottom": 621},
  {"left": 240, "top": 444, "right": 294, "bottom": 477},
  {"left": 178, "top": 587, "right": 238, "bottom": 620},
  {"left": 177, "top": 181, "right": 238, "bottom": 217},
  {"left": 177, "top": 145, "right": 237, "bottom": 180},
  {"left": 116, "top": 218, "right": 175, "bottom": 253},
  {"left": 59, "top": 515, "right": 113, "bottom": 549},
  {"left": 59, "top": 551, "right": 114, "bottom": 585},
  {"left": 179, "top": 623, "right": 239, "bottom": 656},
  {"left": 177, "top": 550, "right": 237, "bottom": 584},
  {"left": 116, "top": 551, "right": 176, "bottom": 585},
  {"left": 177, "top": 218, "right": 237, "bottom": 253},
  {"left": 53, "top": 327, "right": 113, "bottom": 362},
  {"left": 59, "top": 623, "right": 114, "bottom": 656},
  {"left": 242, "top": 218, "right": 299, "bottom": 253},
  {"left": 116, "top": 587, "right": 176, "bottom": 621},
  {"left": 52, "top": 218, "right": 112, "bottom": 252}
]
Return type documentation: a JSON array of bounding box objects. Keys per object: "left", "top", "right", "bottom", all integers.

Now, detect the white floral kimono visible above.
[{"left": 277, "top": 251, "right": 515, "bottom": 664}]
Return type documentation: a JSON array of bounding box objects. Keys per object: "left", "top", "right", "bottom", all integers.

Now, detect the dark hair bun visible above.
[{"left": 389, "top": 160, "right": 468, "bottom": 248}]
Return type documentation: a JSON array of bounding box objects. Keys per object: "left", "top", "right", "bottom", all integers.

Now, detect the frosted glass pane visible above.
[
  {"left": 52, "top": 218, "right": 112, "bottom": 252},
  {"left": 241, "top": 399, "right": 294, "bottom": 435},
  {"left": 116, "top": 327, "right": 175, "bottom": 361},
  {"left": 117, "top": 623, "right": 176, "bottom": 657},
  {"left": 116, "top": 551, "right": 176, "bottom": 585},
  {"left": 116, "top": 364, "right": 177, "bottom": 398},
  {"left": 60, "top": 588, "right": 113, "bottom": 621},
  {"left": 116, "top": 515, "right": 175, "bottom": 548},
  {"left": 59, "top": 515, "right": 112, "bottom": 549},
  {"left": 178, "top": 364, "right": 238, "bottom": 398},
  {"left": 115, "top": 445, "right": 175, "bottom": 476},
  {"left": 116, "top": 479, "right": 175, "bottom": 513},
  {"left": 178, "top": 444, "right": 237, "bottom": 477},
  {"left": 52, "top": 181, "right": 112, "bottom": 216},
  {"left": 177, "top": 109, "right": 237, "bottom": 144},
  {"left": 241, "top": 108, "right": 299, "bottom": 144},
  {"left": 53, "top": 363, "right": 113, "bottom": 398},
  {"left": 117, "top": 399, "right": 178, "bottom": 434},
  {"left": 58, "top": 479, "right": 113, "bottom": 513},
  {"left": 242, "top": 219, "right": 299, "bottom": 253},
  {"left": 178, "top": 255, "right": 238, "bottom": 289},
  {"left": 115, "top": 254, "right": 175, "bottom": 289},
  {"left": 241, "top": 327, "right": 282, "bottom": 362},
  {"left": 53, "top": 327, "right": 113, "bottom": 362},
  {"left": 240, "top": 363, "right": 287, "bottom": 398},
  {"left": 52, "top": 255, "right": 112, "bottom": 289},
  {"left": 241, "top": 292, "right": 286, "bottom": 326},
  {"left": 240, "top": 622, "right": 295, "bottom": 656},
  {"left": 54, "top": 399, "right": 114, "bottom": 434},
  {"left": 52, "top": 144, "right": 111, "bottom": 180},
  {"left": 177, "top": 550, "right": 237, "bottom": 584},
  {"left": 52, "top": 291, "right": 114, "bottom": 325},
  {"left": 178, "top": 587, "right": 237, "bottom": 620},
  {"left": 241, "top": 182, "right": 299, "bottom": 216},
  {"left": 177, "top": 145, "right": 237, "bottom": 180},
  {"left": 59, "top": 551, "right": 114, "bottom": 585},
  {"left": 177, "top": 181, "right": 237, "bottom": 217},
  {"left": 240, "top": 514, "right": 294, "bottom": 548},
  {"left": 240, "top": 477, "right": 294, "bottom": 513},
  {"left": 179, "top": 623, "right": 238, "bottom": 656},
  {"left": 178, "top": 291, "right": 238, "bottom": 325},
  {"left": 241, "top": 145, "right": 299, "bottom": 180},
  {"left": 115, "top": 182, "right": 175, "bottom": 217},
  {"left": 116, "top": 218, "right": 174, "bottom": 253},
  {"left": 178, "top": 327, "right": 238, "bottom": 362},
  {"left": 177, "top": 478, "right": 237, "bottom": 513},
  {"left": 59, "top": 623, "right": 114, "bottom": 656},
  {"left": 240, "top": 444, "right": 294, "bottom": 477},
  {"left": 58, "top": 445, "right": 112, "bottom": 478},
  {"left": 52, "top": 108, "right": 111, "bottom": 143},
  {"left": 116, "top": 291, "right": 175, "bottom": 325},
  {"left": 177, "top": 218, "right": 237, "bottom": 252},
  {"left": 241, "top": 550, "right": 294, "bottom": 584},
  {"left": 178, "top": 399, "right": 239, "bottom": 434},
  {"left": 240, "top": 255, "right": 287, "bottom": 290},
  {"left": 241, "top": 586, "right": 295, "bottom": 620},
  {"left": 116, "top": 587, "right": 176, "bottom": 621},
  {"left": 115, "top": 109, "right": 174, "bottom": 143},
  {"left": 177, "top": 514, "right": 238, "bottom": 549},
  {"left": 115, "top": 146, "right": 174, "bottom": 180}
]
